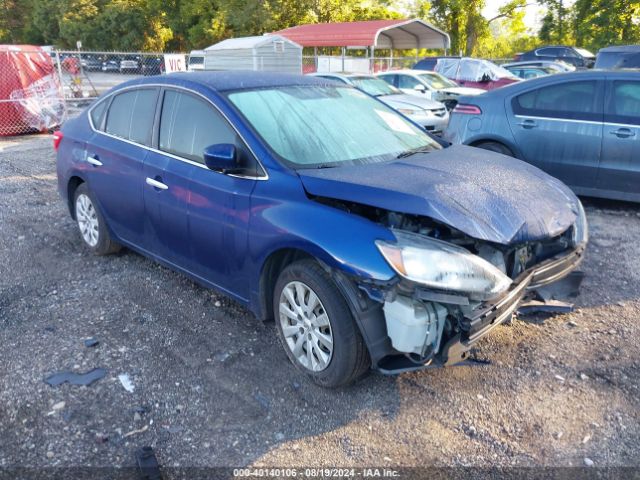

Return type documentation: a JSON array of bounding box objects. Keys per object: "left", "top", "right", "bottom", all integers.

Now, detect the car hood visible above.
[
  {"left": 379, "top": 93, "right": 444, "bottom": 110},
  {"left": 297, "top": 145, "right": 579, "bottom": 245},
  {"left": 441, "top": 86, "right": 487, "bottom": 96}
]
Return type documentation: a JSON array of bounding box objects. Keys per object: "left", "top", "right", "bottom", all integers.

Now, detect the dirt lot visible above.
[{"left": 0, "top": 134, "right": 639, "bottom": 476}]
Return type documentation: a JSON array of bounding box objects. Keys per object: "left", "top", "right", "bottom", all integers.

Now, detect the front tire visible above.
[
  {"left": 73, "top": 183, "right": 120, "bottom": 255},
  {"left": 273, "top": 260, "right": 370, "bottom": 387}
]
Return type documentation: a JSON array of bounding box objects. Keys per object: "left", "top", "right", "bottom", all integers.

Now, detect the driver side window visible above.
[
  {"left": 159, "top": 90, "right": 236, "bottom": 164},
  {"left": 397, "top": 75, "right": 420, "bottom": 89}
]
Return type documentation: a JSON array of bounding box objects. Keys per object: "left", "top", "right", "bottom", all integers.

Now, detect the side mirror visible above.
[
  {"left": 203, "top": 144, "right": 238, "bottom": 173},
  {"left": 413, "top": 84, "right": 427, "bottom": 92}
]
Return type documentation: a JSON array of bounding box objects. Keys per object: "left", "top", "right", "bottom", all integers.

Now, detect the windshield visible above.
[
  {"left": 227, "top": 86, "right": 441, "bottom": 168},
  {"left": 575, "top": 48, "right": 595, "bottom": 58},
  {"left": 417, "top": 72, "right": 458, "bottom": 89},
  {"left": 348, "top": 76, "right": 400, "bottom": 96}
]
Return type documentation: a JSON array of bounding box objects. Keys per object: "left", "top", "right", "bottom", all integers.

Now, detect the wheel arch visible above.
[
  {"left": 467, "top": 136, "right": 522, "bottom": 159},
  {"left": 66, "top": 175, "right": 86, "bottom": 220}
]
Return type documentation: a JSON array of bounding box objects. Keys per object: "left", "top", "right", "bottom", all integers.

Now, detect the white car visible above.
[
  {"left": 376, "top": 69, "right": 486, "bottom": 110},
  {"left": 310, "top": 73, "right": 450, "bottom": 135},
  {"left": 188, "top": 50, "right": 205, "bottom": 71}
]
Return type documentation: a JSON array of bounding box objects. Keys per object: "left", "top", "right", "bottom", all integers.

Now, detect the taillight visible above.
[
  {"left": 53, "top": 130, "right": 63, "bottom": 151},
  {"left": 453, "top": 104, "right": 482, "bottom": 115}
]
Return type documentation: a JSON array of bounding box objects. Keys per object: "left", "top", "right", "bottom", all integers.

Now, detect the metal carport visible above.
[{"left": 271, "top": 19, "right": 450, "bottom": 73}]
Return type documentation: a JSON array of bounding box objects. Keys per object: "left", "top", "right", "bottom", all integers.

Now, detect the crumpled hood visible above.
[{"left": 298, "top": 145, "right": 579, "bottom": 245}]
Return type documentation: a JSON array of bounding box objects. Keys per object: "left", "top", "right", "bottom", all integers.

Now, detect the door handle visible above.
[
  {"left": 609, "top": 128, "right": 635, "bottom": 138},
  {"left": 517, "top": 120, "right": 538, "bottom": 129},
  {"left": 146, "top": 177, "right": 168, "bottom": 190},
  {"left": 86, "top": 155, "right": 103, "bottom": 167}
]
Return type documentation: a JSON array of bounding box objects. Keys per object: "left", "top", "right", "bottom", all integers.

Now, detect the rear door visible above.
[
  {"left": 507, "top": 79, "right": 604, "bottom": 189},
  {"left": 598, "top": 78, "right": 640, "bottom": 198},
  {"left": 86, "top": 87, "right": 158, "bottom": 248}
]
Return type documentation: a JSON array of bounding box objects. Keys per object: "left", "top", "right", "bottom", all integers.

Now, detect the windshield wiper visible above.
[
  {"left": 315, "top": 163, "right": 338, "bottom": 169},
  {"left": 396, "top": 146, "right": 433, "bottom": 159}
]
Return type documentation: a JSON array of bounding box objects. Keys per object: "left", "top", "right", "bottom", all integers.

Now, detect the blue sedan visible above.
[{"left": 56, "top": 72, "right": 587, "bottom": 387}]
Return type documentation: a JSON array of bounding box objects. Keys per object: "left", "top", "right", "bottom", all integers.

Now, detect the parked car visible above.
[
  {"left": 502, "top": 60, "right": 576, "bottom": 73},
  {"left": 188, "top": 50, "right": 205, "bottom": 71},
  {"left": 309, "top": 73, "right": 449, "bottom": 134},
  {"left": 503, "top": 65, "right": 554, "bottom": 80},
  {"left": 444, "top": 70, "right": 640, "bottom": 202},
  {"left": 595, "top": 45, "right": 640, "bottom": 69},
  {"left": 515, "top": 46, "right": 595, "bottom": 69},
  {"left": 55, "top": 72, "right": 587, "bottom": 386},
  {"left": 101, "top": 59, "right": 120, "bottom": 72},
  {"left": 414, "top": 57, "right": 521, "bottom": 90},
  {"left": 141, "top": 57, "right": 165, "bottom": 76},
  {"left": 80, "top": 55, "right": 103, "bottom": 72},
  {"left": 376, "top": 69, "right": 485, "bottom": 110},
  {"left": 120, "top": 56, "right": 140, "bottom": 74}
]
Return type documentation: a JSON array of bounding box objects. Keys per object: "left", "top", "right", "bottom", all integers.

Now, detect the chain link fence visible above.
[{"left": 0, "top": 47, "right": 66, "bottom": 136}]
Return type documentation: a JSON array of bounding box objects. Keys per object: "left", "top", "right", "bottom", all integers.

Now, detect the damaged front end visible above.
[{"left": 323, "top": 197, "right": 588, "bottom": 374}]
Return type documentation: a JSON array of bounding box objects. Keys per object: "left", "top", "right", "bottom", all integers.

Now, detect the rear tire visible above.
[
  {"left": 475, "top": 141, "right": 514, "bottom": 157},
  {"left": 73, "top": 183, "right": 121, "bottom": 255},
  {"left": 273, "top": 260, "right": 370, "bottom": 387}
]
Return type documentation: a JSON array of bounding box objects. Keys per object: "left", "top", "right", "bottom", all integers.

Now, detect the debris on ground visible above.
[
  {"left": 118, "top": 373, "right": 135, "bottom": 393},
  {"left": 84, "top": 337, "right": 100, "bottom": 348},
  {"left": 124, "top": 425, "right": 149, "bottom": 438},
  {"left": 135, "top": 446, "right": 162, "bottom": 480},
  {"left": 44, "top": 368, "right": 107, "bottom": 387}
]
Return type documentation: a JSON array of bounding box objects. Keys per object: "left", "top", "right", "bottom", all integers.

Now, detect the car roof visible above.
[
  {"left": 598, "top": 45, "right": 640, "bottom": 53},
  {"left": 122, "top": 70, "right": 333, "bottom": 93}
]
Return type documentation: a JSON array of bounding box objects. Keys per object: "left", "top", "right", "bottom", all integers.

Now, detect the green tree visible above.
[{"left": 573, "top": 0, "right": 640, "bottom": 50}]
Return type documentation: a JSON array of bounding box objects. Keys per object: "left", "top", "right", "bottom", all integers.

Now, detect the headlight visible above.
[
  {"left": 376, "top": 231, "right": 512, "bottom": 301},
  {"left": 397, "top": 108, "right": 424, "bottom": 116},
  {"left": 572, "top": 199, "right": 588, "bottom": 247}
]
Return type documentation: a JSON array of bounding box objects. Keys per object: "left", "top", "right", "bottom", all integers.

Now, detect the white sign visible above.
[
  {"left": 164, "top": 54, "right": 187, "bottom": 73},
  {"left": 76, "top": 40, "right": 82, "bottom": 49}
]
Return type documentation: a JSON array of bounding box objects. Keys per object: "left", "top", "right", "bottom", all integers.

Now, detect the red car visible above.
[{"left": 414, "top": 57, "right": 521, "bottom": 91}]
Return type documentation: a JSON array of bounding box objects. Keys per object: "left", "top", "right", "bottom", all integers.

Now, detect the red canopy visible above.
[
  {"left": 0, "top": 45, "right": 65, "bottom": 136},
  {"left": 273, "top": 19, "right": 450, "bottom": 50}
]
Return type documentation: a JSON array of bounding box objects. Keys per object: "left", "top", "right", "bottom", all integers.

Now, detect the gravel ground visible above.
[{"left": 0, "top": 134, "right": 639, "bottom": 476}]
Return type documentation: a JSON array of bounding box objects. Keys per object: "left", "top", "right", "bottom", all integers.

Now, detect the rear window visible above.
[
  {"left": 513, "top": 81, "right": 600, "bottom": 121},
  {"left": 104, "top": 88, "right": 158, "bottom": 145},
  {"left": 90, "top": 99, "right": 107, "bottom": 130},
  {"left": 595, "top": 52, "right": 640, "bottom": 69}
]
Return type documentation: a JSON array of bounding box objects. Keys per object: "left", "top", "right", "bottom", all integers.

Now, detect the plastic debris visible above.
[
  {"left": 44, "top": 368, "right": 107, "bottom": 387},
  {"left": 124, "top": 425, "right": 149, "bottom": 438},
  {"left": 135, "top": 446, "right": 162, "bottom": 480},
  {"left": 118, "top": 373, "right": 135, "bottom": 393},
  {"left": 84, "top": 338, "right": 100, "bottom": 348}
]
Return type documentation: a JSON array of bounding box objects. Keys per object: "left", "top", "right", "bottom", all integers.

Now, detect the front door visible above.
[
  {"left": 507, "top": 79, "right": 604, "bottom": 190},
  {"left": 146, "top": 88, "right": 261, "bottom": 299},
  {"left": 598, "top": 79, "right": 640, "bottom": 199}
]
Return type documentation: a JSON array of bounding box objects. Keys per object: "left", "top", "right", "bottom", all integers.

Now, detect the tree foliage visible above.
[{"left": 0, "top": 0, "right": 638, "bottom": 55}]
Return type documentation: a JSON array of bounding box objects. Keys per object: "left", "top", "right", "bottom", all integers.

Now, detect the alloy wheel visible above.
[
  {"left": 75, "top": 193, "right": 99, "bottom": 247},
  {"left": 279, "top": 281, "right": 334, "bottom": 372}
]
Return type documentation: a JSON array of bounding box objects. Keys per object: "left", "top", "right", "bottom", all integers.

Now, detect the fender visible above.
[{"left": 247, "top": 169, "right": 397, "bottom": 316}]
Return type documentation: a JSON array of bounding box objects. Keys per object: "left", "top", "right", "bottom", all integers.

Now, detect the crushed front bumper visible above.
[{"left": 439, "top": 246, "right": 585, "bottom": 366}]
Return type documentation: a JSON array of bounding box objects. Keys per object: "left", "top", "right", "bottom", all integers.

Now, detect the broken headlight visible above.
[
  {"left": 376, "top": 231, "right": 512, "bottom": 301},
  {"left": 572, "top": 200, "right": 588, "bottom": 247}
]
